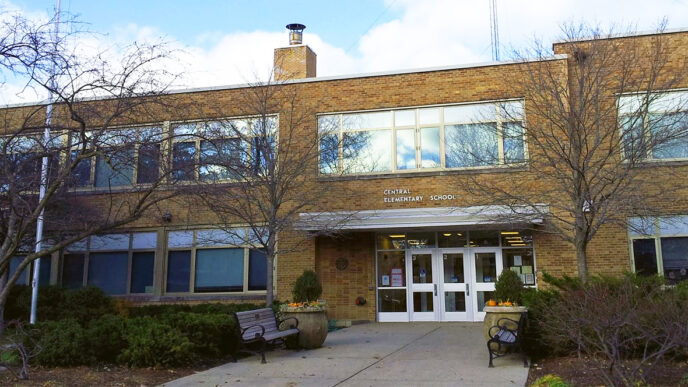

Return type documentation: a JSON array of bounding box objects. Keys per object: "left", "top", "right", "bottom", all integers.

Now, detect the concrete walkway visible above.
[{"left": 163, "top": 323, "right": 529, "bottom": 387}]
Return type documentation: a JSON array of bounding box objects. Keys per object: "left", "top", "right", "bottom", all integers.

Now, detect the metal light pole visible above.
[{"left": 30, "top": 0, "right": 61, "bottom": 324}]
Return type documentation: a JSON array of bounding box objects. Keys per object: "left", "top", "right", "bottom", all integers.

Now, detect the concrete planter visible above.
[
  {"left": 280, "top": 308, "right": 328, "bottom": 349},
  {"left": 482, "top": 306, "right": 528, "bottom": 341}
]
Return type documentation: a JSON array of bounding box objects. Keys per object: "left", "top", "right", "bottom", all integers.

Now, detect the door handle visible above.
[
  {"left": 434, "top": 284, "right": 437, "bottom": 296},
  {"left": 466, "top": 283, "right": 470, "bottom": 296}
]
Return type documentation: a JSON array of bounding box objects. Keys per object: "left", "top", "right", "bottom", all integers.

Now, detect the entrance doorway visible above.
[{"left": 378, "top": 248, "right": 502, "bottom": 322}]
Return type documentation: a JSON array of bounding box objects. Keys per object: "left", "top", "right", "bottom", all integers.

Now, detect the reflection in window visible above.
[
  {"left": 377, "top": 251, "right": 405, "bottom": 287},
  {"left": 194, "top": 248, "right": 244, "bottom": 292},
  {"left": 94, "top": 147, "right": 134, "bottom": 187},
  {"left": 650, "top": 112, "right": 688, "bottom": 159},
  {"left": 619, "top": 91, "right": 688, "bottom": 161},
  {"left": 172, "top": 142, "right": 196, "bottom": 181},
  {"left": 199, "top": 138, "right": 242, "bottom": 181},
  {"left": 342, "top": 130, "right": 392, "bottom": 173},
  {"left": 445, "top": 123, "right": 498, "bottom": 167},
  {"left": 420, "top": 127, "right": 440, "bottom": 168},
  {"left": 137, "top": 144, "right": 160, "bottom": 184},
  {"left": 319, "top": 134, "right": 339, "bottom": 174},
  {"left": 396, "top": 129, "right": 415, "bottom": 170},
  {"left": 319, "top": 101, "right": 525, "bottom": 174},
  {"left": 378, "top": 289, "right": 407, "bottom": 312},
  {"left": 660, "top": 237, "right": 688, "bottom": 284}
]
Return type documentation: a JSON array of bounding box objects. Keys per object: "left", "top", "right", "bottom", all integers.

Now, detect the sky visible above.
[{"left": 2, "top": 0, "right": 688, "bottom": 104}]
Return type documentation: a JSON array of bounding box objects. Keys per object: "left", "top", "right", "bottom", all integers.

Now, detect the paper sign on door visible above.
[{"left": 391, "top": 268, "right": 404, "bottom": 287}]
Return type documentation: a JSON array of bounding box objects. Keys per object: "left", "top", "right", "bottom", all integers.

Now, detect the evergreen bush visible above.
[
  {"left": 86, "top": 314, "right": 127, "bottom": 363},
  {"left": 494, "top": 269, "right": 524, "bottom": 304},
  {"left": 31, "top": 319, "right": 92, "bottom": 366},
  {"left": 118, "top": 317, "right": 195, "bottom": 367},
  {"left": 292, "top": 270, "right": 322, "bottom": 302}
]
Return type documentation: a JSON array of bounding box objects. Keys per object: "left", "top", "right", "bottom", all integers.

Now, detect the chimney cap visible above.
[{"left": 286, "top": 23, "right": 306, "bottom": 31}]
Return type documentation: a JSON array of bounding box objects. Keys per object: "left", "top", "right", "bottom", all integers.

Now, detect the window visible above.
[
  {"left": 60, "top": 232, "right": 157, "bottom": 294},
  {"left": 165, "top": 229, "right": 267, "bottom": 294},
  {"left": 1, "top": 134, "right": 61, "bottom": 191},
  {"left": 629, "top": 216, "right": 688, "bottom": 283},
  {"left": 319, "top": 100, "right": 526, "bottom": 175},
  {"left": 619, "top": 91, "right": 688, "bottom": 161},
  {"left": 69, "top": 126, "right": 163, "bottom": 188},
  {"left": 171, "top": 116, "right": 277, "bottom": 182}
]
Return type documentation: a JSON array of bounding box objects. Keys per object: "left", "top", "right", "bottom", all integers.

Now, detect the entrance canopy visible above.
[{"left": 296, "top": 205, "right": 548, "bottom": 231}]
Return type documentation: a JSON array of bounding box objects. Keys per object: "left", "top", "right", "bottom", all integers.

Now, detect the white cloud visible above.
[{"left": 2, "top": 0, "right": 688, "bottom": 104}]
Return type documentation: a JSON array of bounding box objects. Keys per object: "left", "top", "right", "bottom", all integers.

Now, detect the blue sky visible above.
[{"left": 3, "top": 0, "right": 688, "bottom": 103}]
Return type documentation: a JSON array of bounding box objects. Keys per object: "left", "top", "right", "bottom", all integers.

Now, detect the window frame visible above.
[
  {"left": 318, "top": 99, "right": 528, "bottom": 176},
  {"left": 163, "top": 228, "right": 268, "bottom": 296},
  {"left": 169, "top": 115, "right": 279, "bottom": 183},
  {"left": 618, "top": 89, "right": 688, "bottom": 163},
  {"left": 59, "top": 232, "right": 157, "bottom": 295},
  {"left": 628, "top": 216, "right": 688, "bottom": 281}
]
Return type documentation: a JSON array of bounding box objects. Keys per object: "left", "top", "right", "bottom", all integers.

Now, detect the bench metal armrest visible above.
[
  {"left": 240, "top": 324, "right": 266, "bottom": 340},
  {"left": 278, "top": 316, "right": 299, "bottom": 330},
  {"left": 496, "top": 317, "right": 520, "bottom": 328}
]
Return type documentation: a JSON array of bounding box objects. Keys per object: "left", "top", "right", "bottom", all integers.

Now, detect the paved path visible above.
[{"left": 163, "top": 322, "right": 529, "bottom": 387}]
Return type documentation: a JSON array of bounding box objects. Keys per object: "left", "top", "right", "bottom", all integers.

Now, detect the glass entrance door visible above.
[
  {"left": 408, "top": 250, "right": 437, "bottom": 321},
  {"left": 471, "top": 248, "right": 502, "bottom": 321},
  {"left": 439, "top": 250, "right": 472, "bottom": 321}
]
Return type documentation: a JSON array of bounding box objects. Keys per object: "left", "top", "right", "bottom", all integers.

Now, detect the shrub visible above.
[
  {"left": 530, "top": 374, "right": 570, "bottom": 387},
  {"left": 31, "top": 319, "right": 92, "bottom": 366},
  {"left": 118, "top": 317, "right": 195, "bottom": 367},
  {"left": 128, "top": 302, "right": 262, "bottom": 318},
  {"left": 292, "top": 270, "right": 322, "bottom": 302},
  {"left": 86, "top": 315, "right": 127, "bottom": 363},
  {"left": 521, "top": 287, "right": 561, "bottom": 359},
  {"left": 163, "top": 312, "right": 238, "bottom": 358},
  {"left": 494, "top": 269, "right": 524, "bottom": 304},
  {"left": 534, "top": 274, "right": 688, "bottom": 385},
  {"left": 62, "top": 287, "right": 117, "bottom": 325}
]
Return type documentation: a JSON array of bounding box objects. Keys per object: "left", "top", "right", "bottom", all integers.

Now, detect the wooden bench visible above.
[
  {"left": 234, "top": 308, "right": 299, "bottom": 363},
  {"left": 486, "top": 311, "right": 529, "bottom": 368}
]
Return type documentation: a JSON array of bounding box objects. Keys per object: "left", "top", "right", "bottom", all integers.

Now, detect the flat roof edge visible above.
[
  {"left": 552, "top": 26, "right": 688, "bottom": 45},
  {"left": 0, "top": 54, "right": 568, "bottom": 109}
]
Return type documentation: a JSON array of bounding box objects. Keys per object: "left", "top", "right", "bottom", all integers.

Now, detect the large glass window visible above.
[
  {"left": 629, "top": 216, "right": 688, "bottom": 283},
  {"left": 165, "top": 229, "right": 267, "bottom": 294},
  {"left": 619, "top": 91, "right": 688, "bottom": 161},
  {"left": 194, "top": 248, "right": 244, "bottom": 292},
  {"left": 61, "top": 232, "right": 157, "bottom": 295},
  {"left": 319, "top": 100, "right": 525, "bottom": 175}
]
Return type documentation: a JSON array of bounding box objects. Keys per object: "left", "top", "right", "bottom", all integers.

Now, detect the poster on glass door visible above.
[{"left": 391, "top": 268, "right": 404, "bottom": 287}]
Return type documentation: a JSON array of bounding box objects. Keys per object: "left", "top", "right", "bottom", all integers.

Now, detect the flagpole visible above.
[{"left": 30, "top": 0, "right": 61, "bottom": 324}]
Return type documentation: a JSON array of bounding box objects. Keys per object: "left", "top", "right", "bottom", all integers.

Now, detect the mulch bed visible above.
[
  {"left": 0, "top": 359, "right": 238, "bottom": 387},
  {"left": 526, "top": 355, "right": 688, "bottom": 386}
]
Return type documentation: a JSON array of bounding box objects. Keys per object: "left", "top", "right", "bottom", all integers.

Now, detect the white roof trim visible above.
[
  {"left": 1, "top": 55, "right": 567, "bottom": 109},
  {"left": 297, "top": 204, "right": 549, "bottom": 231}
]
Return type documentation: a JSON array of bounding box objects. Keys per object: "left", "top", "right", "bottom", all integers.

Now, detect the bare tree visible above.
[
  {"left": 0, "top": 11, "right": 183, "bottom": 332},
  {"left": 465, "top": 23, "right": 688, "bottom": 281},
  {"left": 182, "top": 72, "right": 357, "bottom": 305}
]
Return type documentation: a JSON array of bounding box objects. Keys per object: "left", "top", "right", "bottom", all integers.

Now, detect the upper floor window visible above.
[
  {"left": 69, "top": 126, "right": 162, "bottom": 188},
  {"left": 619, "top": 90, "right": 688, "bottom": 161},
  {"left": 171, "top": 116, "right": 278, "bottom": 182},
  {"left": 318, "top": 100, "right": 526, "bottom": 175}
]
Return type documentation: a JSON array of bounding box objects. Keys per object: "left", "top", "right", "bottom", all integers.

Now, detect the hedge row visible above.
[{"left": 5, "top": 285, "right": 268, "bottom": 367}]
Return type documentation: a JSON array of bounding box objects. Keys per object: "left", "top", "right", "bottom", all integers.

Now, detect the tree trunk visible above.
[
  {"left": 266, "top": 254, "right": 275, "bottom": 306},
  {"left": 575, "top": 232, "right": 589, "bottom": 283},
  {"left": 0, "top": 269, "right": 7, "bottom": 336}
]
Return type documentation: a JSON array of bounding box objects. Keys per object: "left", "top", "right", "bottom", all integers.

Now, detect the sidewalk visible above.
[{"left": 163, "top": 322, "right": 529, "bottom": 386}]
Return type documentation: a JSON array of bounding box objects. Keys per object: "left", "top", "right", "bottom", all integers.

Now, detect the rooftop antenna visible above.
[{"left": 489, "top": 0, "right": 499, "bottom": 61}]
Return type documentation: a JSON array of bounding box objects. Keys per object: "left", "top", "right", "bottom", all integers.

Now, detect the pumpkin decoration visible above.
[
  {"left": 487, "top": 299, "right": 497, "bottom": 307},
  {"left": 503, "top": 301, "right": 513, "bottom": 306}
]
